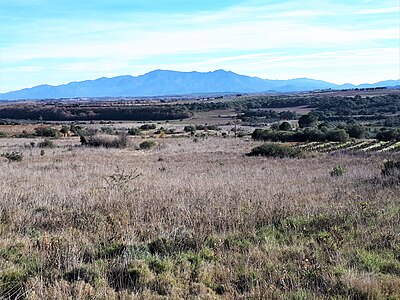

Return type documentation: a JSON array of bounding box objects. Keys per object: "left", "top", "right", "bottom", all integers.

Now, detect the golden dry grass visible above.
[{"left": 0, "top": 136, "right": 399, "bottom": 299}]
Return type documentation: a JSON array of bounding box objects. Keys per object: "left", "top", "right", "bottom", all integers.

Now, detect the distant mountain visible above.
[{"left": 1, "top": 69, "right": 399, "bottom": 100}]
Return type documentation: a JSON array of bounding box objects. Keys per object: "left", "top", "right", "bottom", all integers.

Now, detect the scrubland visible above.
[{"left": 0, "top": 137, "right": 399, "bottom": 299}]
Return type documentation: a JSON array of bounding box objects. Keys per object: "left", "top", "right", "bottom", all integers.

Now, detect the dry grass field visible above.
[{"left": 0, "top": 136, "right": 399, "bottom": 299}]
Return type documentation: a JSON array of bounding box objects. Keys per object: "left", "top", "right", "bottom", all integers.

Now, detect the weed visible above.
[
  {"left": 330, "top": 165, "right": 347, "bottom": 177},
  {"left": 1, "top": 151, "right": 23, "bottom": 162}
]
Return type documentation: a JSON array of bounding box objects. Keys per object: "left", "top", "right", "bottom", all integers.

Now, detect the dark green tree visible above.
[
  {"left": 298, "top": 114, "right": 318, "bottom": 128},
  {"left": 279, "top": 122, "right": 292, "bottom": 131}
]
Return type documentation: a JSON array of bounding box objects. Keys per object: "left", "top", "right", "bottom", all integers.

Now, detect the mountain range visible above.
[{"left": 1, "top": 69, "right": 399, "bottom": 100}]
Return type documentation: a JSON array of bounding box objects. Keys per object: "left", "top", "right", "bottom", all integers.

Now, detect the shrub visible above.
[
  {"left": 38, "top": 139, "right": 55, "bottom": 148},
  {"left": 206, "top": 125, "right": 220, "bottom": 131},
  {"left": 139, "top": 140, "right": 157, "bottom": 149},
  {"left": 279, "top": 122, "right": 292, "bottom": 131},
  {"left": 194, "top": 124, "right": 220, "bottom": 131},
  {"left": 128, "top": 128, "right": 142, "bottom": 136},
  {"left": 34, "top": 127, "right": 60, "bottom": 138},
  {"left": 64, "top": 266, "right": 98, "bottom": 284},
  {"left": 298, "top": 114, "right": 318, "bottom": 128},
  {"left": 346, "top": 124, "right": 366, "bottom": 139},
  {"left": 246, "top": 143, "right": 302, "bottom": 158},
  {"left": 60, "top": 125, "right": 70, "bottom": 135},
  {"left": 184, "top": 125, "right": 196, "bottom": 133},
  {"left": 376, "top": 129, "right": 399, "bottom": 141},
  {"left": 195, "top": 125, "right": 205, "bottom": 130},
  {"left": 100, "top": 127, "right": 116, "bottom": 135},
  {"left": 237, "top": 131, "right": 247, "bottom": 138},
  {"left": 381, "top": 160, "right": 400, "bottom": 178},
  {"left": 108, "top": 261, "right": 152, "bottom": 292},
  {"left": 81, "top": 133, "right": 128, "bottom": 148},
  {"left": 0, "top": 130, "right": 8, "bottom": 138},
  {"left": 140, "top": 124, "right": 156, "bottom": 130},
  {"left": 148, "top": 258, "right": 170, "bottom": 274},
  {"left": 325, "top": 129, "right": 350, "bottom": 143},
  {"left": 1, "top": 152, "right": 23, "bottom": 162},
  {"left": 0, "top": 269, "right": 28, "bottom": 299},
  {"left": 330, "top": 165, "right": 347, "bottom": 177}
]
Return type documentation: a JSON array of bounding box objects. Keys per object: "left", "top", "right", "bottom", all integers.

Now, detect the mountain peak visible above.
[{"left": 0, "top": 70, "right": 399, "bottom": 100}]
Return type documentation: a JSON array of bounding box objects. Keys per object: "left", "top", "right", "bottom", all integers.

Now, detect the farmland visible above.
[{"left": 293, "top": 140, "right": 400, "bottom": 153}]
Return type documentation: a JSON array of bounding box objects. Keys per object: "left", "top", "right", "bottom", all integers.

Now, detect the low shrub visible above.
[
  {"left": 246, "top": 143, "right": 302, "bottom": 158},
  {"left": 184, "top": 125, "right": 196, "bottom": 133},
  {"left": 0, "top": 269, "right": 28, "bottom": 299},
  {"left": 139, "top": 140, "right": 157, "bottom": 150},
  {"left": 64, "top": 266, "right": 98, "bottom": 285},
  {"left": 38, "top": 139, "right": 55, "bottom": 148},
  {"left": 140, "top": 124, "right": 156, "bottom": 130},
  {"left": 81, "top": 133, "right": 128, "bottom": 149},
  {"left": 34, "top": 127, "right": 60, "bottom": 138},
  {"left": 1, "top": 152, "right": 23, "bottom": 162},
  {"left": 0, "top": 130, "right": 8, "bottom": 138},
  {"left": 330, "top": 165, "right": 347, "bottom": 177},
  {"left": 381, "top": 160, "right": 400, "bottom": 177},
  {"left": 128, "top": 128, "right": 142, "bottom": 136},
  {"left": 381, "top": 160, "right": 400, "bottom": 185},
  {"left": 100, "top": 127, "right": 116, "bottom": 135}
]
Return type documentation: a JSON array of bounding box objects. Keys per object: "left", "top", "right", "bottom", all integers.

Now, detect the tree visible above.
[
  {"left": 184, "top": 125, "right": 196, "bottom": 133},
  {"left": 279, "top": 122, "right": 292, "bottom": 131},
  {"left": 326, "top": 129, "right": 350, "bottom": 143},
  {"left": 270, "top": 123, "right": 279, "bottom": 130},
  {"left": 376, "top": 129, "right": 398, "bottom": 141},
  {"left": 298, "top": 114, "right": 318, "bottom": 128},
  {"left": 346, "top": 124, "right": 365, "bottom": 139}
]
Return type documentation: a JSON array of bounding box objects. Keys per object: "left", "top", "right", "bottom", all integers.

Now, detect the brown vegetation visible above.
[{"left": 0, "top": 137, "right": 399, "bottom": 299}]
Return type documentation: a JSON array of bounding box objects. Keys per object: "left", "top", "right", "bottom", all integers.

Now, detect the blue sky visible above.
[{"left": 0, "top": 0, "right": 399, "bottom": 92}]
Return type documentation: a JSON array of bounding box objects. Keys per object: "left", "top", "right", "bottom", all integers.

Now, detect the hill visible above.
[{"left": 1, "top": 69, "right": 399, "bottom": 100}]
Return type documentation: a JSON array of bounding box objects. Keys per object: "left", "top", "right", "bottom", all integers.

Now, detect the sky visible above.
[{"left": 0, "top": 0, "right": 399, "bottom": 92}]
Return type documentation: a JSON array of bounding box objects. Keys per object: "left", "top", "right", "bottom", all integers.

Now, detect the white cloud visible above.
[
  {"left": 1, "top": 0, "right": 399, "bottom": 91},
  {"left": 356, "top": 7, "right": 400, "bottom": 14}
]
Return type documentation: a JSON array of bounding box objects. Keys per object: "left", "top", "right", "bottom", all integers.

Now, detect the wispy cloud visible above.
[
  {"left": 356, "top": 7, "right": 400, "bottom": 14},
  {"left": 1, "top": 0, "right": 399, "bottom": 92}
]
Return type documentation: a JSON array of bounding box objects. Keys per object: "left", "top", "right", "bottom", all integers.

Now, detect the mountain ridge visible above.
[{"left": 1, "top": 69, "right": 399, "bottom": 100}]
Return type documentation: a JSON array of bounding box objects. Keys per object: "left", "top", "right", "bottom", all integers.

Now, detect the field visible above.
[
  {"left": 0, "top": 135, "right": 399, "bottom": 299},
  {"left": 293, "top": 140, "right": 400, "bottom": 153}
]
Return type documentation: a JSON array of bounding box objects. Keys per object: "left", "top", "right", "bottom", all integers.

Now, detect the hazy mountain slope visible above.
[{"left": 1, "top": 70, "right": 399, "bottom": 100}]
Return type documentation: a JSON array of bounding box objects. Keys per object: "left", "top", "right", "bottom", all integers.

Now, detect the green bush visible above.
[
  {"left": 298, "top": 114, "right": 318, "bottom": 128},
  {"left": 81, "top": 133, "right": 128, "bottom": 149},
  {"left": 330, "top": 165, "right": 347, "bottom": 177},
  {"left": 34, "top": 127, "right": 60, "bottom": 138},
  {"left": 139, "top": 140, "right": 157, "bottom": 149},
  {"left": 1, "top": 152, "right": 23, "bottom": 162},
  {"left": 195, "top": 124, "right": 220, "bottom": 131},
  {"left": 0, "top": 130, "right": 8, "bottom": 138},
  {"left": 381, "top": 160, "right": 400, "bottom": 184},
  {"left": 64, "top": 266, "right": 98, "bottom": 284},
  {"left": 128, "top": 127, "right": 142, "bottom": 136},
  {"left": 346, "top": 124, "right": 366, "bottom": 139},
  {"left": 279, "top": 122, "right": 292, "bottom": 131},
  {"left": 325, "top": 129, "right": 350, "bottom": 143},
  {"left": 381, "top": 160, "right": 400, "bottom": 176},
  {"left": 0, "top": 269, "right": 28, "bottom": 299},
  {"left": 148, "top": 258, "right": 170, "bottom": 274},
  {"left": 376, "top": 129, "right": 399, "bottom": 141},
  {"left": 140, "top": 124, "right": 156, "bottom": 130},
  {"left": 184, "top": 125, "right": 196, "bottom": 133},
  {"left": 246, "top": 143, "right": 302, "bottom": 158},
  {"left": 100, "top": 127, "right": 116, "bottom": 135},
  {"left": 38, "top": 139, "right": 55, "bottom": 148}
]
